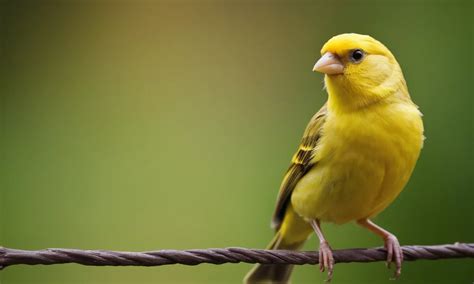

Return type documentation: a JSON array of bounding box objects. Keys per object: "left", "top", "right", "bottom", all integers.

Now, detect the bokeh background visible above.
[{"left": 1, "top": 1, "right": 472, "bottom": 283}]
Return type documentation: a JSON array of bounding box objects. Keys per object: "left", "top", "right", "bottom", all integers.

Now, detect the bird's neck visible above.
[{"left": 325, "top": 73, "right": 409, "bottom": 114}]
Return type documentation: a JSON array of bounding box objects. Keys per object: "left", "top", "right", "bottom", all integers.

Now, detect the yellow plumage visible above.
[
  {"left": 245, "top": 34, "right": 424, "bottom": 283},
  {"left": 293, "top": 100, "right": 423, "bottom": 224}
]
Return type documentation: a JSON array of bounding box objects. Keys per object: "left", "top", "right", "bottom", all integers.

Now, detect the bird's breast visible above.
[{"left": 292, "top": 102, "right": 423, "bottom": 224}]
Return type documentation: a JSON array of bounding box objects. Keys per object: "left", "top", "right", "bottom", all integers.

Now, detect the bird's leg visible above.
[
  {"left": 357, "top": 218, "right": 403, "bottom": 279},
  {"left": 310, "top": 219, "right": 334, "bottom": 282}
]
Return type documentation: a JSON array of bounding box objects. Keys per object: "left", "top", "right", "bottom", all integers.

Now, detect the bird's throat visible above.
[{"left": 325, "top": 75, "right": 406, "bottom": 113}]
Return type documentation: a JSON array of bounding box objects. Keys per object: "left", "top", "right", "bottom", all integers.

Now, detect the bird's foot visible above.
[
  {"left": 384, "top": 234, "right": 403, "bottom": 280},
  {"left": 318, "top": 240, "right": 334, "bottom": 282}
]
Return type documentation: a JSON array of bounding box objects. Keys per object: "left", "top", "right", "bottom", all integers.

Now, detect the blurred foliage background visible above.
[{"left": 1, "top": 1, "right": 472, "bottom": 283}]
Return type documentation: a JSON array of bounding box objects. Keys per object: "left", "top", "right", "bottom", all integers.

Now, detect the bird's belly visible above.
[
  {"left": 291, "top": 111, "right": 422, "bottom": 224},
  {"left": 292, "top": 152, "right": 388, "bottom": 224}
]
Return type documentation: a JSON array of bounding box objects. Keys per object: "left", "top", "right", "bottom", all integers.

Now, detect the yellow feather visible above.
[{"left": 292, "top": 100, "right": 423, "bottom": 224}]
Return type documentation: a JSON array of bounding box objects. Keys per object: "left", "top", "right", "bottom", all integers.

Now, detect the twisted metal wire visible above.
[{"left": 0, "top": 243, "right": 472, "bottom": 270}]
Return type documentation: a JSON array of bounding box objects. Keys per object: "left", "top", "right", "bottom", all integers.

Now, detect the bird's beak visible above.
[{"left": 312, "top": 52, "right": 344, "bottom": 75}]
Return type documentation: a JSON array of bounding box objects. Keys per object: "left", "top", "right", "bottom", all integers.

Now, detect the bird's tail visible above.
[{"left": 244, "top": 205, "right": 312, "bottom": 284}]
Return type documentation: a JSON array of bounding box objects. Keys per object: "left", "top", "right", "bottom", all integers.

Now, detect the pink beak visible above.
[{"left": 313, "top": 52, "right": 344, "bottom": 75}]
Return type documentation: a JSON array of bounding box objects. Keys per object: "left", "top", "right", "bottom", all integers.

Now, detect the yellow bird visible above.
[{"left": 244, "top": 33, "right": 424, "bottom": 283}]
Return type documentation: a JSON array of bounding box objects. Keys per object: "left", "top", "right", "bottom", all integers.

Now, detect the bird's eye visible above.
[{"left": 350, "top": 49, "right": 364, "bottom": 62}]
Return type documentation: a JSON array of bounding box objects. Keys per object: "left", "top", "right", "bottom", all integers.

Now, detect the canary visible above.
[{"left": 244, "top": 34, "right": 424, "bottom": 283}]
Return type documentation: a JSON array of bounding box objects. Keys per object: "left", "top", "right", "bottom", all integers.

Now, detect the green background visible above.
[{"left": 1, "top": 1, "right": 472, "bottom": 283}]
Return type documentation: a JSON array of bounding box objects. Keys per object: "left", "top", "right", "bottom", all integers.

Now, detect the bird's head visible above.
[{"left": 314, "top": 33, "right": 409, "bottom": 112}]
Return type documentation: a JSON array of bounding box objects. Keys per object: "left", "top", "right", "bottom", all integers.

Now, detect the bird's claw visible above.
[
  {"left": 318, "top": 240, "right": 334, "bottom": 282},
  {"left": 384, "top": 234, "right": 403, "bottom": 280}
]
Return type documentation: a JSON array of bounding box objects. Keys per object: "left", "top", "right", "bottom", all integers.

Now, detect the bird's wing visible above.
[{"left": 271, "top": 105, "right": 327, "bottom": 230}]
